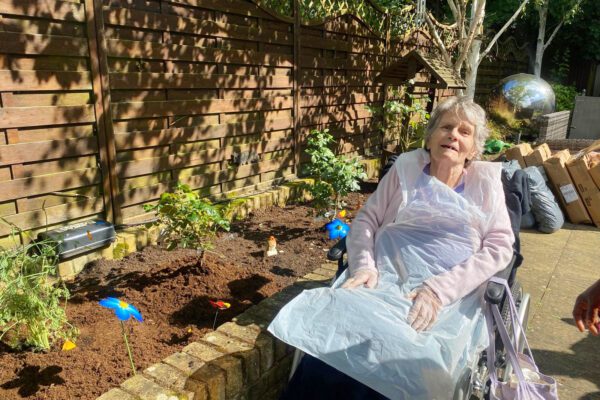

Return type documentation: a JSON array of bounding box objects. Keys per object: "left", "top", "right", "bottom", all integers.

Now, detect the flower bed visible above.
[{"left": 0, "top": 184, "right": 376, "bottom": 400}]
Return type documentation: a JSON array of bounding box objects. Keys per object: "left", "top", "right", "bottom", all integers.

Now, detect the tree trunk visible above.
[
  {"left": 464, "top": 38, "right": 482, "bottom": 100},
  {"left": 534, "top": 1, "right": 548, "bottom": 77}
]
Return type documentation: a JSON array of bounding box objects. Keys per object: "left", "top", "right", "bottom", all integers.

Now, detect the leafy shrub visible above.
[
  {"left": 366, "top": 89, "right": 430, "bottom": 153},
  {"left": 144, "top": 183, "right": 230, "bottom": 251},
  {"left": 303, "top": 129, "right": 367, "bottom": 217},
  {"left": 551, "top": 82, "right": 577, "bottom": 111},
  {"left": 0, "top": 232, "right": 76, "bottom": 350}
]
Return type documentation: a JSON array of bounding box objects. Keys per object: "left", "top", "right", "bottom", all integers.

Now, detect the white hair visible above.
[{"left": 425, "top": 96, "right": 489, "bottom": 162}]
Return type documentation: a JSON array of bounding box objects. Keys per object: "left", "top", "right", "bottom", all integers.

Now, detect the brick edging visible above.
[{"left": 97, "top": 262, "right": 338, "bottom": 400}]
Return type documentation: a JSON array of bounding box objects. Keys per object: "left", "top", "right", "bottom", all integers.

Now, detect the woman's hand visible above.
[
  {"left": 341, "top": 269, "right": 378, "bottom": 289},
  {"left": 406, "top": 286, "right": 442, "bottom": 332}
]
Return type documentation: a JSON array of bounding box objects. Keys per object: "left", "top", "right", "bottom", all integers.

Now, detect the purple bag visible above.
[{"left": 486, "top": 278, "right": 558, "bottom": 400}]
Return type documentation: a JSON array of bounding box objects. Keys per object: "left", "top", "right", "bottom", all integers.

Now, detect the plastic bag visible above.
[{"left": 523, "top": 166, "right": 564, "bottom": 233}]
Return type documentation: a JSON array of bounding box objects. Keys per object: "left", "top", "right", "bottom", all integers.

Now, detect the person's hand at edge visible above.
[
  {"left": 341, "top": 269, "right": 378, "bottom": 289},
  {"left": 406, "top": 285, "right": 442, "bottom": 332},
  {"left": 573, "top": 279, "right": 600, "bottom": 335}
]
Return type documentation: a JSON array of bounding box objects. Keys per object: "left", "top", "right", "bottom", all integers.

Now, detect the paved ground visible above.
[{"left": 519, "top": 224, "right": 600, "bottom": 400}]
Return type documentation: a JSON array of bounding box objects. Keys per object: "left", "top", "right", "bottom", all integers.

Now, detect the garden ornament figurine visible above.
[{"left": 266, "top": 235, "right": 278, "bottom": 257}]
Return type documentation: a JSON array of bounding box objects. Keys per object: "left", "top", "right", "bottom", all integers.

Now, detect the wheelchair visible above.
[{"left": 288, "top": 156, "right": 532, "bottom": 400}]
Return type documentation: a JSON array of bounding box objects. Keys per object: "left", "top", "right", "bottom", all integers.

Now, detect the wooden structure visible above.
[
  {"left": 377, "top": 49, "right": 467, "bottom": 90},
  {"left": 0, "top": 0, "right": 526, "bottom": 242}
]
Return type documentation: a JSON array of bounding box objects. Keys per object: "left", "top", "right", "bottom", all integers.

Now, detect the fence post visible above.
[
  {"left": 292, "top": 0, "right": 301, "bottom": 177},
  {"left": 84, "top": 0, "right": 122, "bottom": 225}
]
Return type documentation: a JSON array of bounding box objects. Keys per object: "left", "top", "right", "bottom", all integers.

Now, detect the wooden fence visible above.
[{"left": 0, "top": 0, "right": 526, "bottom": 242}]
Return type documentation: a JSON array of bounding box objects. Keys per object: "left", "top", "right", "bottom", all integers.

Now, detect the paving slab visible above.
[{"left": 519, "top": 224, "right": 600, "bottom": 400}]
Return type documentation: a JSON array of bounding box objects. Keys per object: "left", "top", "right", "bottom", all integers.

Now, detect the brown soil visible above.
[{"left": 0, "top": 183, "right": 376, "bottom": 400}]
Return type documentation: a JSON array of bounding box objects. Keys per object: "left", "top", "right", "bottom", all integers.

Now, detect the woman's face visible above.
[{"left": 427, "top": 110, "right": 476, "bottom": 167}]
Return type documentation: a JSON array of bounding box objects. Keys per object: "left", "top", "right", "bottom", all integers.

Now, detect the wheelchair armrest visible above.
[
  {"left": 484, "top": 253, "right": 517, "bottom": 305},
  {"left": 327, "top": 237, "right": 347, "bottom": 261}
]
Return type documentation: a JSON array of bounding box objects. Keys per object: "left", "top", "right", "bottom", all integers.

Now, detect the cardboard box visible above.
[
  {"left": 504, "top": 143, "right": 533, "bottom": 168},
  {"left": 543, "top": 149, "right": 591, "bottom": 224},
  {"left": 523, "top": 143, "right": 551, "bottom": 167},
  {"left": 567, "top": 154, "right": 600, "bottom": 227},
  {"left": 590, "top": 161, "right": 600, "bottom": 189}
]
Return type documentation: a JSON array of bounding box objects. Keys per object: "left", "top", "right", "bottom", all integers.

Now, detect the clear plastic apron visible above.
[{"left": 269, "top": 157, "right": 491, "bottom": 400}]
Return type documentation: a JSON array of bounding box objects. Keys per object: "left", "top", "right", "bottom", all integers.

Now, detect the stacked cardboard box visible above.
[
  {"left": 523, "top": 143, "right": 552, "bottom": 167},
  {"left": 505, "top": 143, "right": 533, "bottom": 168},
  {"left": 565, "top": 145, "right": 600, "bottom": 227},
  {"left": 543, "top": 150, "right": 592, "bottom": 225},
  {"left": 502, "top": 141, "right": 600, "bottom": 226}
]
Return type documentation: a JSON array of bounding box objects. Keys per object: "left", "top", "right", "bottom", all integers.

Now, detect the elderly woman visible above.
[{"left": 269, "top": 97, "right": 514, "bottom": 400}]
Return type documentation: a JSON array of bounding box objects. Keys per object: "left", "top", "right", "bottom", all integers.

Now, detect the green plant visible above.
[
  {"left": 144, "top": 183, "right": 230, "bottom": 251},
  {"left": 0, "top": 229, "right": 76, "bottom": 350},
  {"left": 366, "top": 89, "right": 430, "bottom": 153},
  {"left": 302, "top": 129, "right": 367, "bottom": 217},
  {"left": 551, "top": 82, "right": 577, "bottom": 111}
]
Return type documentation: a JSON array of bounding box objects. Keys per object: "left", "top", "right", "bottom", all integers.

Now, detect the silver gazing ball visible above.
[{"left": 488, "top": 73, "right": 556, "bottom": 121}]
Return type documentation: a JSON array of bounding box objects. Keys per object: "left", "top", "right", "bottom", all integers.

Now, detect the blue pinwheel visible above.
[
  {"left": 98, "top": 297, "right": 143, "bottom": 375},
  {"left": 99, "top": 297, "right": 144, "bottom": 322},
  {"left": 325, "top": 218, "right": 350, "bottom": 240}
]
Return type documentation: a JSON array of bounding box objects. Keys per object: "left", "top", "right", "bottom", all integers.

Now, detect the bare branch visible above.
[
  {"left": 479, "top": 0, "right": 530, "bottom": 63},
  {"left": 544, "top": 19, "right": 565, "bottom": 50},
  {"left": 454, "top": 0, "right": 486, "bottom": 72},
  {"left": 544, "top": 0, "right": 584, "bottom": 50},
  {"left": 447, "top": 0, "right": 459, "bottom": 22},
  {"left": 426, "top": 11, "right": 457, "bottom": 30},
  {"left": 424, "top": 12, "right": 454, "bottom": 68}
]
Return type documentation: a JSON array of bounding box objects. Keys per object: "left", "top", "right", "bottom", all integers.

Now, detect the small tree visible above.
[
  {"left": 303, "top": 129, "right": 367, "bottom": 218},
  {"left": 533, "top": 0, "right": 585, "bottom": 77},
  {"left": 144, "top": 183, "right": 230, "bottom": 253}
]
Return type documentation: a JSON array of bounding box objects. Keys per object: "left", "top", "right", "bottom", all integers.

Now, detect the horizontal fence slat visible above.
[
  {"left": 118, "top": 155, "right": 291, "bottom": 206},
  {"left": 300, "top": 54, "right": 384, "bottom": 71},
  {"left": 114, "top": 117, "right": 293, "bottom": 150},
  {"left": 0, "top": 70, "right": 93, "bottom": 91},
  {"left": 0, "top": 32, "right": 89, "bottom": 57},
  {"left": 116, "top": 138, "right": 293, "bottom": 178},
  {"left": 301, "top": 93, "right": 383, "bottom": 107},
  {"left": 0, "top": 168, "right": 100, "bottom": 202},
  {"left": 104, "top": 8, "right": 292, "bottom": 45},
  {"left": 0, "top": 105, "right": 96, "bottom": 128},
  {"left": 167, "top": 0, "right": 293, "bottom": 22},
  {"left": 112, "top": 96, "right": 293, "bottom": 119},
  {"left": 300, "top": 75, "right": 378, "bottom": 87},
  {"left": 0, "top": 0, "right": 86, "bottom": 22},
  {"left": 109, "top": 72, "right": 292, "bottom": 90},
  {"left": 106, "top": 38, "right": 293, "bottom": 67},
  {"left": 0, "top": 197, "right": 103, "bottom": 236},
  {"left": 0, "top": 105, "right": 96, "bottom": 129},
  {"left": 0, "top": 137, "right": 98, "bottom": 166}
]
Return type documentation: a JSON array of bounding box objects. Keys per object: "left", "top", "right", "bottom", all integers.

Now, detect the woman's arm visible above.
[
  {"left": 346, "top": 163, "right": 401, "bottom": 277},
  {"left": 424, "top": 185, "right": 515, "bottom": 306}
]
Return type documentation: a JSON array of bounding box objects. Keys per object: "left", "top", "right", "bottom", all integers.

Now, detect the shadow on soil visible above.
[{"left": 1, "top": 365, "right": 64, "bottom": 397}]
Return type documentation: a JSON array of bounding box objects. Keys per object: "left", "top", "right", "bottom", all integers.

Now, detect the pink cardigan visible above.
[{"left": 346, "top": 161, "right": 515, "bottom": 306}]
